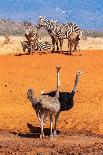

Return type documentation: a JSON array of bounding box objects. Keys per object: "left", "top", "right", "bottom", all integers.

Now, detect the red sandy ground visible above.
[{"left": 0, "top": 50, "right": 103, "bottom": 154}]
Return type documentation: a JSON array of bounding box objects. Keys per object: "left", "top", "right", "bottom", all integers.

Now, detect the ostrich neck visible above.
[
  {"left": 72, "top": 74, "right": 80, "bottom": 93},
  {"left": 28, "top": 95, "right": 37, "bottom": 105},
  {"left": 56, "top": 70, "right": 60, "bottom": 99},
  {"left": 57, "top": 71, "right": 60, "bottom": 89}
]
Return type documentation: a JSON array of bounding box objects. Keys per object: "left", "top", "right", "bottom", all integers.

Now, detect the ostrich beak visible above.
[
  {"left": 56, "top": 65, "right": 61, "bottom": 71},
  {"left": 41, "top": 91, "right": 45, "bottom": 95},
  {"left": 80, "top": 71, "right": 85, "bottom": 74},
  {"left": 77, "top": 71, "right": 85, "bottom": 75}
]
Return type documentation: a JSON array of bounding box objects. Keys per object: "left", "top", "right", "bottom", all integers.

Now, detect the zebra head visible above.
[
  {"left": 38, "top": 16, "right": 51, "bottom": 31},
  {"left": 21, "top": 42, "right": 28, "bottom": 52},
  {"left": 38, "top": 16, "right": 46, "bottom": 28}
]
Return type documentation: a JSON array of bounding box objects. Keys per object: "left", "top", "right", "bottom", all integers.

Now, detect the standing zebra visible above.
[
  {"left": 38, "top": 16, "right": 82, "bottom": 54},
  {"left": 25, "top": 25, "right": 39, "bottom": 53},
  {"left": 63, "top": 22, "right": 82, "bottom": 54},
  {"left": 51, "top": 21, "right": 82, "bottom": 54},
  {"left": 63, "top": 22, "right": 81, "bottom": 38},
  {"left": 38, "top": 16, "right": 64, "bottom": 53}
]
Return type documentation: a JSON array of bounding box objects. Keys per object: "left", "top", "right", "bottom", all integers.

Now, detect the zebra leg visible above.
[
  {"left": 32, "top": 41, "right": 36, "bottom": 53},
  {"left": 27, "top": 40, "right": 32, "bottom": 54},
  {"left": 68, "top": 39, "right": 70, "bottom": 55},
  {"left": 51, "top": 38, "right": 55, "bottom": 52},
  {"left": 69, "top": 42, "right": 72, "bottom": 55},
  {"left": 74, "top": 39, "right": 79, "bottom": 52},
  {"left": 74, "top": 41, "right": 78, "bottom": 52},
  {"left": 56, "top": 41, "right": 59, "bottom": 51},
  {"left": 22, "top": 43, "right": 27, "bottom": 52},
  {"left": 59, "top": 39, "right": 63, "bottom": 54}
]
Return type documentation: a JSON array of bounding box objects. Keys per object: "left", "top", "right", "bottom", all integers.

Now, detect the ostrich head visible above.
[
  {"left": 27, "top": 88, "right": 37, "bottom": 105},
  {"left": 27, "top": 88, "right": 34, "bottom": 99},
  {"left": 76, "top": 71, "right": 84, "bottom": 76},
  {"left": 72, "top": 71, "right": 84, "bottom": 93},
  {"left": 56, "top": 65, "right": 61, "bottom": 73}
]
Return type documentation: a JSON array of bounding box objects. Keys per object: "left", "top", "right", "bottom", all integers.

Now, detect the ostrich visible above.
[
  {"left": 27, "top": 66, "right": 61, "bottom": 138},
  {"left": 43, "top": 70, "right": 84, "bottom": 136}
]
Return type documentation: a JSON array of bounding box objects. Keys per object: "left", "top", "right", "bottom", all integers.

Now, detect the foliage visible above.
[
  {"left": 0, "top": 18, "right": 103, "bottom": 37},
  {"left": 83, "top": 30, "right": 103, "bottom": 38}
]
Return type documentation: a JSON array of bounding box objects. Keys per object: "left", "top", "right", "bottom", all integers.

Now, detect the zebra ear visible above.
[
  {"left": 50, "top": 20, "right": 54, "bottom": 23},
  {"left": 39, "top": 16, "right": 42, "bottom": 18},
  {"left": 55, "top": 20, "right": 58, "bottom": 23}
]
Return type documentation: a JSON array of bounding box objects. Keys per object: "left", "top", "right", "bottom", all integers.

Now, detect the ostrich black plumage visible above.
[{"left": 43, "top": 71, "right": 84, "bottom": 136}]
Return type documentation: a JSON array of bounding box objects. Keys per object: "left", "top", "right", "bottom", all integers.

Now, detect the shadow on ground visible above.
[{"left": 18, "top": 123, "right": 60, "bottom": 138}]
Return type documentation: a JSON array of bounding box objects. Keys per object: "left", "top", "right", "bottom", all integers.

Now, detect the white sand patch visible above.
[{"left": 0, "top": 36, "right": 103, "bottom": 55}]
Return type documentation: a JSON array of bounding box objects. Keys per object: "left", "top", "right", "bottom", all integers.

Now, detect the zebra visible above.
[
  {"left": 38, "top": 16, "right": 82, "bottom": 54},
  {"left": 47, "top": 18, "right": 82, "bottom": 54},
  {"left": 38, "top": 16, "right": 62, "bottom": 53},
  {"left": 24, "top": 25, "right": 39, "bottom": 53},
  {"left": 62, "top": 22, "right": 82, "bottom": 54},
  {"left": 36, "top": 39, "right": 52, "bottom": 51},
  {"left": 21, "top": 39, "right": 52, "bottom": 53},
  {"left": 63, "top": 22, "right": 81, "bottom": 37},
  {"left": 21, "top": 41, "right": 35, "bottom": 54}
]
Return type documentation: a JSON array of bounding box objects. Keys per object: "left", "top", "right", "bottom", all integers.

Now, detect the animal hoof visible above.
[
  {"left": 40, "top": 134, "right": 45, "bottom": 139},
  {"left": 50, "top": 134, "right": 54, "bottom": 139},
  {"left": 53, "top": 131, "right": 57, "bottom": 137}
]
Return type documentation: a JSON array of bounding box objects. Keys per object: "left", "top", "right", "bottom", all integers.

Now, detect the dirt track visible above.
[
  {"left": 0, "top": 50, "right": 103, "bottom": 154},
  {"left": 0, "top": 130, "right": 103, "bottom": 155}
]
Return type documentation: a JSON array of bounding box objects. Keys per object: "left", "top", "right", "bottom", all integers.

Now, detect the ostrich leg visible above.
[
  {"left": 50, "top": 115, "right": 53, "bottom": 138},
  {"left": 40, "top": 114, "right": 45, "bottom": 139},
  {"left": 54, "top": 111, "right": 60, "bottom": 136}
]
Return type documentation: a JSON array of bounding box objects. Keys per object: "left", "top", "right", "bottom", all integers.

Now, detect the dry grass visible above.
[
  {"left": 0, "top": 36, "right": 25, "bottom": 55},
  {"left": 0, "top": 36, "right": 103, "bottom": 55}
]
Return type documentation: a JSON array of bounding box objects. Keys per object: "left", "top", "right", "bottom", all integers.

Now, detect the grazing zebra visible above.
[{"left": 21, "top": 41, "right": 35, "bottom": 54}]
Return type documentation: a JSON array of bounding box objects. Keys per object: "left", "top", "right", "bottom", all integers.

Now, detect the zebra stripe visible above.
[
  {"left": 38, "top": 16, "right": 61, "bottom": 51},
  {"left": 37, "top": 42, "right": 52, "bottom": 51},
  {"left": 38, "top": 16, "right": 82, "bottom": 53},
  {"left": 64, "top": 22, "right": 81, "bottom": 38}
]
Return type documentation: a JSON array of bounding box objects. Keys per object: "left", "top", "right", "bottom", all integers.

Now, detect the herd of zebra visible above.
[{"left": 22, "top": 16, "right": 82, "bottom": 55}]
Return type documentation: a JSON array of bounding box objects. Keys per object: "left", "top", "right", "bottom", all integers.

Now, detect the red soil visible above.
[{"left": 0, "top": 50, "right": 103, "bottom": 154}]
